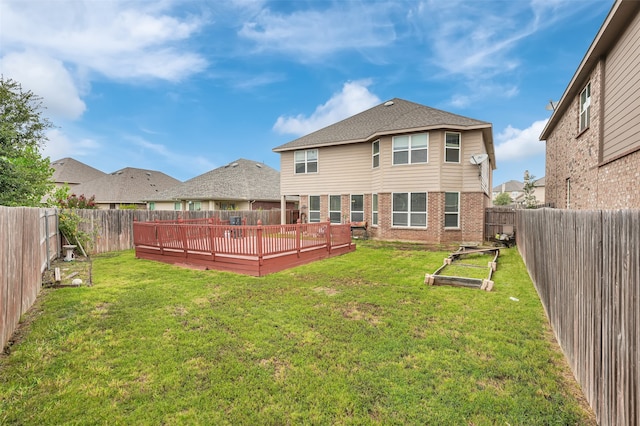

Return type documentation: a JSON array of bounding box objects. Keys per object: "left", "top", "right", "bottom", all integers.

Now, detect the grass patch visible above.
[{"left": 0, "top": 242, "right": 594, "bottom": 424}]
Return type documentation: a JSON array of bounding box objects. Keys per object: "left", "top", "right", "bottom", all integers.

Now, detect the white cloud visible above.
[
  {"left": 495, "top": 119, "right": 548, "bottom": 162},
  {"left": 238, "top": 4, "right": 396, "bottom": 61},
  {"left": 42, "top": 129, "right": 101, "bottom": 161},
  {"left": 0, "top": 0, "right": 208, "bottom": 122},
  {"left": 1, "top": 51, "right": 86, "bottom": 120},
  {"left": 1, "top": 1, "right": 206, "bottom": 82},
  {"left": 273, "top": 81, "right": 381, "bottom": 136}
]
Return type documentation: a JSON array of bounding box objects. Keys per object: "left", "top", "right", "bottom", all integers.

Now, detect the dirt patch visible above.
[
  {"left": 313, "top": 286, "right": 339, "bottom": 296},
  {"left": 42, "top": 256, "right": 93, "bottom": 288}
]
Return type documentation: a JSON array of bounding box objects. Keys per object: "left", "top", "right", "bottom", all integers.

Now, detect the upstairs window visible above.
[
  {"left": 351, "top": 195, "right": 364, "bottom": 222},
  {"left": 445, "top": 132, "right": 461, "bottom": 163},
  {"left": 579, "top": 82, "right": 591, "bottom": 132},
  {"left": 295, "top": 149, "right": 318, "bottom": 174},
  {"left": 393, "top": 133, "right": 428, "bottom": 165},
  {"left": 329, "top": 195, "right": 341, "bottom": 223},
  {"left": 372, "top": 140, "right": 380, "bottom": 168},
  {"left": 309, "top": 196, "right": 320, "bottom": 222}
]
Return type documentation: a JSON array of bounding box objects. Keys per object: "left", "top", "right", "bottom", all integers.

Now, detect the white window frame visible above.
[
  {"left": 174, "top": 202, "right": 182, "bottom": 211},
  {"left": 294, "top": 149, "right": 318, "bottom": 174},
  {"left": 372, "top": 140, "right": 380, "bottom": 168},
  {"left": 579, "top": 82, "right": 591, "bottom": 132},
  {"left": 444, "top": 192, "right": 460, "bottom": 228},
  {"left": 329, "top": 195, "right": 341, "bottom": 223},
  {"left": 392, "top": 133, "right": 428, "bottom": 165},
  {"left": 392, "top": 192, "right": 427, "bottom": 227},
  {"left": 350, "top": 194, "right": 364, "bottom": 222},
  {"left": 309, "top": 195, "right": 321, "bottom": 222},
  {"left": 188, "top": 201, "right": 202, "bottom": 211},
  {"left": 149, "top": 202, "right": 155, "bottom": 211},
  {"left": 372, "top": 193, "right": 378, "bottom": 226},
  {"left": 444, "top": 132, "right": 461, "bottom": 163}
]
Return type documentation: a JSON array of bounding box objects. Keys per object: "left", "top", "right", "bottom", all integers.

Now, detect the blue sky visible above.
[{"left": 1, "top": 0, "right": 613, "bottom": 186}]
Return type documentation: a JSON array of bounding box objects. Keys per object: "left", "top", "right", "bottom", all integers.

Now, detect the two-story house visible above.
[
  {"left": 540, "top": 0, "right": 640, "bottom": 209},
  {"left": 273, "top": 98, "right": 495, "bottom": 243}
]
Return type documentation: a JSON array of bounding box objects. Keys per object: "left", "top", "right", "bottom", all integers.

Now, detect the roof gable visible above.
[
  {"left": 150, "top": 159, "right": 280, "bottom": 202},
  {"left": 73, "top": 167, "right": 181, "bottom": 204},
  {"left": 273, "top": 98, "right": 492, "bottom": 152},
  {"left": 51, "top": 157, "right": 106, "bottom": 185}
]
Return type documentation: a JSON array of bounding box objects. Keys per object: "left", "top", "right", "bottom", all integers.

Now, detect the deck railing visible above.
[{"left": 133, "top": 219, "right": 354, "bottom": 274}]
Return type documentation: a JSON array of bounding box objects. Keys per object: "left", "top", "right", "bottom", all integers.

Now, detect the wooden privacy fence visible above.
[
  {"left": 133, "top": 219, "right": 355, "bottom": 276},
  {"left": 516, "top": 208, "right": 639, "bottom": 426},
  {"left": 74, "top": 209, "right": 288, "bottom": 254},
  {"left": 484, "top": 207, "right": 516, "bottom": 241},
  {"left": 0, "top": 207, "right": 59, "bottom": 350}
]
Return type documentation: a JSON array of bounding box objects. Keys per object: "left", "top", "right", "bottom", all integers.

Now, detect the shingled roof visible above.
[
  {"left": 273, "top": 98, "right": 493, "bottom": 152},
  {"left": 73, "top": 167, "right": 181, "bottom": 204},
  {"left": 149, "top": 159, "right": 280, "bottom": 202},
  {"left": 51, "top": 157, "right": 107, "bottom": 185}
]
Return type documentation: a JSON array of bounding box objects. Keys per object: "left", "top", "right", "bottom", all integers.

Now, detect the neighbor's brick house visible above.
[
  {"left": 274, "top": 98, "right": 495, "bottom": 244},
  {"left": 541, "top": 0, "right": 640, "bottom": 209}
]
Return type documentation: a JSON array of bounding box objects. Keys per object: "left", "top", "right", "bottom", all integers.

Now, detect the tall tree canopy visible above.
[{"left": 0, "top": 77, "right": 54, "bottom": 206}]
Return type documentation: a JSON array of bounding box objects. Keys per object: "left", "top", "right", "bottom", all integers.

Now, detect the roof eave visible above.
[{"left": 540, "top": 0, "right": 640, "bottom": 140}]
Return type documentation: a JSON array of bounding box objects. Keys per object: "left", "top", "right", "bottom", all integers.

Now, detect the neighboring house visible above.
[
  {"left": 492, "top": 180, "right": 524, "bottom": 203},
  {"left": 147, "top": 159, "right": 292, "bottom": 212},
  {"left": 72, "top": 167, "right": 181, "bottom": 209},
  {"left": 514, "top": 176, "right": 546, "bottom": 206},
  {"left": 272, "top": 98, "right": 495, "bottom": 243},
  {"left": 540, "top": 0, "right": 640, "bottom": 209},
  {"left": 50, "top": 157, "right": 107, "bottom": 189}
]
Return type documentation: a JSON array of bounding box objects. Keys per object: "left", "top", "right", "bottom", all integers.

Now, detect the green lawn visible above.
[{"left": 0, "top": 242, "right": 593, "bottom": 425}]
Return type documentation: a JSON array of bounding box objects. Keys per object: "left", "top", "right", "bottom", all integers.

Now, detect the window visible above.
[
  {"left": 579, "top": 82, "right": 591, "bottom": 132},
  {"left": 174, "top": 202, "right": 181, "bottom": 211},
  {"left": 444, "top": 192, "right": 460, "bottom": 228},
  {"left": 372, "top": 194, "right": 378, "bottom": 226},
  {"left": 445, "top": 132, "right": 461, "bottom": 163},
  {"left": 351, "top": 195, "right": 364, "bottom": 222},
  {"left": 189, "top": 201, "right": 201, "bottom": 211},
  {"left": 329, "top": 195, "right": 341, "bottom": 223},
  {"left": 295, "top": 149, "right": 318, "bottom": 174},
  {"left": 393, "top": 133, "right": 428, "bottom": 165},
  {"left": 392, "top": 192, "right": 427, "bottom": 227},
  {"left": 220, "top": 202, "right": 236, "bottom": 210},
  {"left": 149, "top": 202, "right": 155, "bottom": 211},
  {"left": 372, "top": 140, "right": 380, "bottom": 168},
  {"left": 309, "top": 196, "right": 320, "bottom": 222}
]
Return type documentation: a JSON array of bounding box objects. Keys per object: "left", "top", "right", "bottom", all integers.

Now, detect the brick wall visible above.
[
  {"left": 298, "top": 192, "right": 486, "bottom": 243},
  {"left": 546, "top": 59, "right": 640, "bottom": 209}
]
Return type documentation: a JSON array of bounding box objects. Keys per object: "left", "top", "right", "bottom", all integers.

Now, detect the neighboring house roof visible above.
[
  {"left": 50, "top": 157, "right": 107, "bottom": 185},
  {"left": 73, "top": 167, "right": 181, "bottom": 204},
  {"left": 273, "top": 98, "right": 495, "bottom": 167},
  {"left": 149, "top": 159, "right": 280, "bottom": 202},
  {"left": 534, "top": 176, "right": 545, "bottom": 187},
  {"left": 492, "top": 180, "right": 523, "bottom": 193},
  {"left": 540, "top": 0, "right": 640, "bottom": 140}
]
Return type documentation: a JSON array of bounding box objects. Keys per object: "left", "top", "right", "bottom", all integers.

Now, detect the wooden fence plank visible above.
[{"left": 518, "top": 208, "right": 639, "bottom": 426}]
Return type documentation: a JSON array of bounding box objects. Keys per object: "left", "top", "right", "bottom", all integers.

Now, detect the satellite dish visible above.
[{"left": 470, "top": 154, "right": 488, "bottom": 165}]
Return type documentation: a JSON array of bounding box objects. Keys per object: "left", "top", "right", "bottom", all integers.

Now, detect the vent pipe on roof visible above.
[{"left": 384, "top": 101, "right": 394, "bottom": 107}]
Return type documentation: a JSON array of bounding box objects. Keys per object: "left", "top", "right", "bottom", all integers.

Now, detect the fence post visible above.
[
  {"left": 257, "top": 220, "right": 263, "bottom": 266},
  {"left": 296, "top": 219, "right": 301, "bottom": 258},
  {"left": 44, "top": 210, "right": 51, "bottom": 269},
  {"left": 326, "top": 221, "right": 332, "bottom": 254}
]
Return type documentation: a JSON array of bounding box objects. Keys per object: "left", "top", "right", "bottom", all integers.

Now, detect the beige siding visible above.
[
  {"left": 604, "top": 10, "right": 640, "bottom": 161},
  {"left": 280, "top": 130, "right": 489, "bottom": 196},
  {"left": 280, "top": 143, "right": 374, "bottom": 194},
  {"left": 153, "top": 201, "right": 180, "bottom": 211}
]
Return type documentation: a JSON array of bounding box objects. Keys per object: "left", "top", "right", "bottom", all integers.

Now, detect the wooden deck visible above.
[{"left": 133, "top": 219, "right": 355, "bottom": 276}]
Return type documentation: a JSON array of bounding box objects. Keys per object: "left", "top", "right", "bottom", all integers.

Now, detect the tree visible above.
[
  {"left": 494, "top": 192, "right": 512, "bottom": 206},
  {"left": 0, "top": 77, "right": 54, "bottom": 206},
  {"left": 522, "top": 170, "right": 538, "bottom": 208}
]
